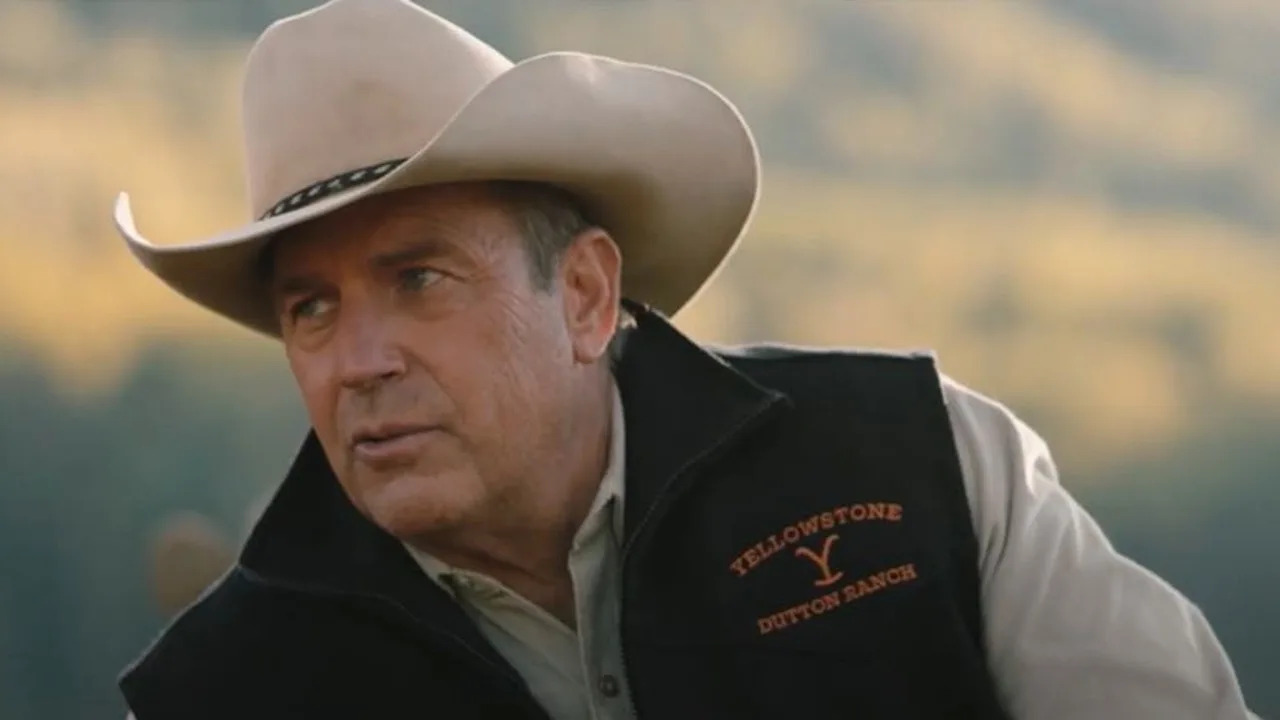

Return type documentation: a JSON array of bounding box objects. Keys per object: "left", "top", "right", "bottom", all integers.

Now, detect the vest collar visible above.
[
  {"left": 612, "top": 303, "right": 789, "bottom": 550},
  {"left": 236, "top": 304, "right": 787, "bottom": 641}
]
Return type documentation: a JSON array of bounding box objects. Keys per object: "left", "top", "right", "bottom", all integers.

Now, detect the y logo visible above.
[{"left": 794, "top": 534, "right": 844, "bottom": 587}]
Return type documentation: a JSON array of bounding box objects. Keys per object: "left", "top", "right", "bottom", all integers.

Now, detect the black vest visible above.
[{"left": 121, "top": 307, "right": 1010, "bottom": 719}]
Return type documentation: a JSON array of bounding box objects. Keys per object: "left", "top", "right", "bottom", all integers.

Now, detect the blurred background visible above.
[{"left": 1, "top": 0, "right": 1278, "bottom": 717}]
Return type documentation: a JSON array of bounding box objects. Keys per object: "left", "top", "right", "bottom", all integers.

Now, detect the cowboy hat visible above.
[{"left": 113, "top": 0, "right": 760, "bottom": 338}]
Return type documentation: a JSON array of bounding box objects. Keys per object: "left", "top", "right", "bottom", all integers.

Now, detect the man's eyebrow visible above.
[
  {"left": 271, "top": 273, "right": 325, "bottom": 298},
  {"left": 369, "top": 237, "right": 454, "bottom": 269},
  {"left": 268, "top": 238, "right": 455, "bottom": 297}
]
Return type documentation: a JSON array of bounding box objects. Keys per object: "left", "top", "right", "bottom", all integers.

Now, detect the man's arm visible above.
[{"left": 941, "top": 376, "right": 1259, "bottom": 719}]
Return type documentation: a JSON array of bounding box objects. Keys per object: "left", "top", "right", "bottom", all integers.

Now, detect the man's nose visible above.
[{"left": 333, "top": 308, "right": 407, "bottom": 393}]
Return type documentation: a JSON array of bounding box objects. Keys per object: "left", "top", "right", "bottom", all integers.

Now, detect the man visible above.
[{"left": 113, "top": 1, "right": 1259, "bottom": 718}]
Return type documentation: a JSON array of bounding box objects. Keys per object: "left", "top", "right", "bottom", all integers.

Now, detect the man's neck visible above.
[{"left": 408, "top": 374, "right": 616, "bottom": 627}]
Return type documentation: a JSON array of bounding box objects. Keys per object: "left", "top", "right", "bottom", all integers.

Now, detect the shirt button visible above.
[{"left": 598, "top": 674, "right": 620, "bottom": 699}]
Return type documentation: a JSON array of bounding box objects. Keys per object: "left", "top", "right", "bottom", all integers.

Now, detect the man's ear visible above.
[{"left": 559, "top": 228, "right": 621, "bottom": 364}]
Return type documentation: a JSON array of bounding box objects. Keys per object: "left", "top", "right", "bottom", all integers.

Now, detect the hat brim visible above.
[{"left": 114, "top": 51, "right": 760, "bottom": 339}]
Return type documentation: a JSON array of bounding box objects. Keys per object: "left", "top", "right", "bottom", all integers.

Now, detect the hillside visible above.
[{"left": 4, "top": 0, "right": 1280, "bottom": 470}]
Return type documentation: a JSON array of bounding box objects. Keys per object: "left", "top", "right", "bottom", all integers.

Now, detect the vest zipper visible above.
[{"left": 616, "top": 393, "right": 787, "bottom": 718}]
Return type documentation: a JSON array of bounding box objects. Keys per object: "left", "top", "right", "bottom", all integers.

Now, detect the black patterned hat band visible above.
[{"left": 259, "top": 158, "right": 408, "bottom": 220}]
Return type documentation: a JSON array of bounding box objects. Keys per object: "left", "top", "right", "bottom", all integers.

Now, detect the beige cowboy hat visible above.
[{"left": 112, "top": 0, "right": 760, "bottom": 338}]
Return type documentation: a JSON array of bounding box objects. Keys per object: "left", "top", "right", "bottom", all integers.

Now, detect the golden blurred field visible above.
[{"left": 4, "top": 0, "right": 1280, "bottom": 473}]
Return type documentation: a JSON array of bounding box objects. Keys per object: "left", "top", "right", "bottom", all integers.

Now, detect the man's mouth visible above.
[{"left": 350, "top": 423, "right": 438, "bottom": 465}]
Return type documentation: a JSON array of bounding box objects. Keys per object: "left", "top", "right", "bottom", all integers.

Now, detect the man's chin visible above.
[{"left": 358, "top": 472, "right": 475, "bottom": 540}]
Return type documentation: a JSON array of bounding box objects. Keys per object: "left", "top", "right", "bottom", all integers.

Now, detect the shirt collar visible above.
[
  {"left": 596, "top": 380, "right": 627, "bottom": 542},
  {"left": 406, "top": 380, "right": 627, "bottom": 588}
]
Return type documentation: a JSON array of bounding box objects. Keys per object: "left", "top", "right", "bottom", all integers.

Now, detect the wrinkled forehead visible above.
[{"left": 257, "top": 182, "right": 511, "bottom": 284}]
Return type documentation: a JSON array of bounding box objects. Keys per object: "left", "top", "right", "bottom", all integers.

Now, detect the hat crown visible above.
[{"left": 241, "top": 0, "right": 513, "bottom": 219}]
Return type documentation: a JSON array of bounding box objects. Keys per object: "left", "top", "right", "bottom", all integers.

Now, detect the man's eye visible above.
[
  {"left": 290, "top": 296, "right": 333, "bottom": 320},
  {"left": 400, "top": 267, "right": 443, "bottom": 292}
]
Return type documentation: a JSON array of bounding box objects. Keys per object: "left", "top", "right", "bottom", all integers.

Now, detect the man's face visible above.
[{"left": 268, "top": 183, "right": 619, "bottom": 542}]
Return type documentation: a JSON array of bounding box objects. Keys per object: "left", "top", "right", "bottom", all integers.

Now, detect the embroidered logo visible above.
[
  {"left": 729, "top": 501, "right": 903, "bottom": 579},
  {"left": 728, "top": 501, "right": 921, "bottom": 635},
  {"left": 755, "top": 562, "right": 919, "bottom": 635},
  {"left": 794, "top": 534, "right": 844, "bottom": 587}
]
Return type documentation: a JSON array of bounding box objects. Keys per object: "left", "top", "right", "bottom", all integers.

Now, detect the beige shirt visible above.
[{"left": 128, "top": 376, "right": 1259, "bottom": 720}]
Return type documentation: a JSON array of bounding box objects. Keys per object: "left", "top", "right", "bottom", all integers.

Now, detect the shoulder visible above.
[
  {"left": 703, "top": 337, "right": 1052, "bottom": 493},
  {"left": 709, "top": 340, "right": 941, "bottom": 403},
  {"left": 710, "top": 340, "right": 1050, "bottom": 506},
  {"left": 137, "top": 565, "right": 282, "bottom": 652},
  {"left": 936, "top": 374, "right": 1054, "bottom": 494},
  {"left": 120, "top": 566, "right": 292, "bottom": 701},
  {"left": 124, "top": 568, "right": 245, "bottom": 667},
  {"left": 707, "top": 338, "right": 1041, "bottom": 438},
  {"left": 709, "top": 339, "right": 936, "bottom": 368},
  {"left": 121, "top": 565, "right": 387, "bottom": 715}
]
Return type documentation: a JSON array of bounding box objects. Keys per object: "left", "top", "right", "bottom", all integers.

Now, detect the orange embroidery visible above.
[
  {"left": 793, "top": 534, "right": 844, "bottom": 587},
  {"left": 756, "top": 562, "right": 920, "bottom": 635},
  {"left": 728, "top": 502, "right": 905, "bottom": 578}
]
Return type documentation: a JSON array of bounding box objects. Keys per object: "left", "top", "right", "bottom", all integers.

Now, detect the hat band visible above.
[{"left": 259, "top": 158, "right": 408, "bottom": 220}]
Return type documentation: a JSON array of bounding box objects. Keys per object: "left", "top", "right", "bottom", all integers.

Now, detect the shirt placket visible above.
[{"left": 571, "top": 500, "right": 635, "bottom": 720}]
